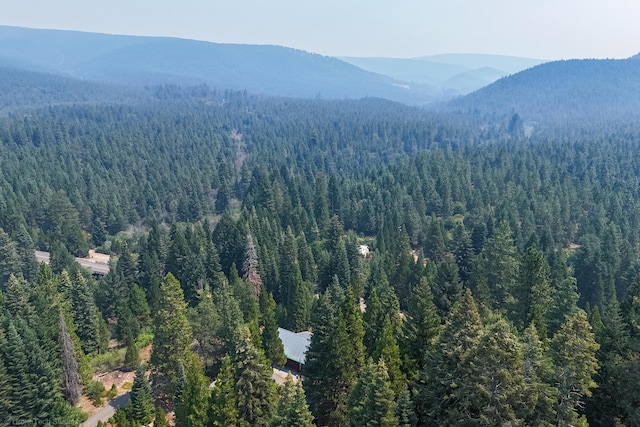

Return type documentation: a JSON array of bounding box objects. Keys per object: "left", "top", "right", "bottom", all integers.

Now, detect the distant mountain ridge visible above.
[
  {"left": 447, "top": 56, "right": 640, "bottom": 126},
  {"left": 339, "top": 54, "right": 546, "bottom": 97},
  {"left": 0, "top": 25, "right": 431, "bottom": 104}
]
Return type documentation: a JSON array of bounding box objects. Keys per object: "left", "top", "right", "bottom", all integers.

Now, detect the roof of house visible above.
[{"left": 277, "top": 327, "right": 312, "bottom": 365}]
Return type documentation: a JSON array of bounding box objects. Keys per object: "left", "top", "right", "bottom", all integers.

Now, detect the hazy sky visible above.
[{"left": 2, "top": 0, "right": 639, "bottom": 60}]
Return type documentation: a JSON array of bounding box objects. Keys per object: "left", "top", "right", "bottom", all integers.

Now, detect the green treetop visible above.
[{"left": 150, "top": 273, "right": 193, "bottom": 399}]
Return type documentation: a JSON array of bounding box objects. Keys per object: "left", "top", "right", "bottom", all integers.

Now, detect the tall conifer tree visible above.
[
  {"left": 70, "top": 272, "right": 103, "bottom": 355},
  {"left": 150, "top": 273, "right": 193, "bottom": 398},
  {"left": 233, "top": 326, "right": 277, "bottom": 427},
  {"left": 269, "top": 375, "right": 314, "bottom": 427},
  {"left": 347, "top": 359, "right": 399, "bottom": 427},
  {"left": 551, "top": 310, "right": 599, "bottom": 427},
  {"left": 416, "top": 289, "right": 483, "bottom": 425},
  {"left": 174, "top": 353, "right": 208, "bottom": 427},
  {"left": 401, "top": 277, "right": 441, "bottom": 377},
  {"left": 130, "top": 365, "right": 154, "bottom": 426},
  {"left": 259, "top": 290, "right": 286, "bottom": 367},
  {"left": 208, "top": 355, "right": 239, "bottom": 427}
]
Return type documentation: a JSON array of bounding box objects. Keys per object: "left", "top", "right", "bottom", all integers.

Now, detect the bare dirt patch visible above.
[{"left": 78, "top": 344, "right": 152, "bottom": 417}]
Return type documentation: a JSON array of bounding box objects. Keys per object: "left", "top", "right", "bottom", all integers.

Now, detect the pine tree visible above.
[
  {"left": 424, "top": 217, "right": 447, "bottom": 262},
  {"left": 288, "top": 265, "right": 312, "bottom": 332},
  {"left": 214, "top": 279, "right": 245, "bottom": 354},
  {"left": 279, "top": 228, "right": 311, "bottom": 331},
  {"left": 547, "top": 250, "right": 579, "bottom": 336},
  {"left": 259, "top": 290, "right": 286, "bottom": 367},
  {"left": 154, "top": 405, "right": 170, "bottom": 427},
  {"left": 401, "top": 277, "right": 441, "bottom": 377},
  {"left": 391, "top": 231, "right": 415, "bottom": 308},
  {"left": 333, "top": 238, "right": 352, "bottom": 288},
  {"left": 521, "top": 324, "right": 556, "bottom": 427},
  {"left": 513, "top": 246, "right": 552, "bottom": 339},
  {"left": 150, "top": 273, "right": 193, "bottom": 399},
  {"left": 116, "top": 305, "right": 140, "bottom": 345},
  {"left": 208, "top": 355, "right": 239, "bottom": 427},
  {"left": 181, "top": 233, "right": 208, "bottom": 307},
  {"left": 4, "top": 316, "right": 63, "bottom": 422},
  {"left": 99, "top": 267, "right": 128, "bottom": 319},
  {"left": 416, "top": 289, "right": 484, "bottom": 425},
  {"left": 70, "top": 272, "right": 103, "bottom": 355},
  {"left": 308, "top": 285, "right": 366, "bottom": 426},
  {"left": 166, "top": 223, "right": 189, "bottom": 287},
  {"left": 551, "top": 310, "right": 599, "bottom": 427},
  {"left": 368, "top": 266, "right": 403, "bottom": 336},
  {"left": 297, "top": 232, "right": 317, "bottom": 284},
  {"left": 0, "top": 228, "right": 22, "bottom": 290},
  {"left": 468, "top": 254, "right": 491, "bottom": 308},
  {"left": 117, "top": 241, "right": 138, "bottom": 290},
  {"left": 464, "top": 318, "right": 527, "bottom": 426},
  {"left": 229, "top": 263, "right": 259, "bottom": 325},
  {"left": 137, "top": 221, "right": 168, "bottom": 312},
  {"left": 174, "top": 352, "right": 208, "bottom": 427},
  {"left": 432, "top": 253, "right": 463, "bottom": 318},
  {"left": 49, "top": 241, "right": 76, "bottom": 274},
  {"left": 110, "top": 407, "right": 130, "bottom": 427},
  {"left": 174, "top": 362, "right": 186, "bottom": 415},
  {"left": 12, "top": 224, "right": 37, "bottom": 282},
  {"left": 395, "top": 384, "right": 418, "bottom": 427},
  {"left": 269, "top": 375, "right": 314, "bottom": 427},
  {"left": 188, "top": 293, "right": 223, "bottom": 373},
  {"left": 347, "top": 359, "right": 399, "bottom": 427},
  {"left": 482, "top": 220, "right": 518, "bottom": 312},
  {"left": 5, "top": 274, "right": 34, "bottom": 320},
  {"left": 29, "top": 330, "right": 64, "bottom": 420},
  {"left": 130, "top": 284, "right": 151, "bottom": 328},
  {"left": 303, "top": 288, "right": 341, "bottom": 427},
  {"left": 204, "top": 229, "right": 224, "bottom": 291},
  {"left": 233, "top": 326, "right": 277, "bottom": 427},
  {"left": 2, "top": 320, "right": 32, "bottom": 422},
  {"left": 130, "top": 365, "right": 154, "bottom": 426},
  {"left": 585, "top": 298, "right": 630, "bottom": 426},
  {"left": 373, "top": 315, "right": 405, "bottom": 395},
  {"left": 363, "top": 287, "right": 383, "bottom": 354},
  {"left": 0, "top": 357, "right": 13, "bottom": 423},
  {"left": 124, "top": 339, "right": 140, "bottom": 372},
  {"left": 341, "top": 286, "right": 366, "bottom": 374},
  {"left": 451, "top": 223, "right": 475, "bottom": 285}
]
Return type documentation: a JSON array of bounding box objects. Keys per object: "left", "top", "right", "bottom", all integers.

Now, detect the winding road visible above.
[
  {"left": 81, "top": 392, "right": 130, "bottom": 427},
  {"left": 34, "top": 250, "right": 110, "bottom": 276}
]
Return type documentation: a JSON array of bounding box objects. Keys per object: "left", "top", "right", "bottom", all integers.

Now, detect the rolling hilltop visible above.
[
  {"left": 340, "top": 54, "right": 545, "bottom": 97},
  {"left": 0, "top": 25, "right": 431, "bottom": 104},
  {"left": 0, "top": 66, "right": 143, "bottom": 109},
  {"left": 447, "top": 56, "right": 640, "bottom": 127}
]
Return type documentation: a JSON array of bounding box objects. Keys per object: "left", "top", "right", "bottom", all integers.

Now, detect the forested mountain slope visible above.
[
  {"left": 0, "top": 67, "right": 143, "bottom": 110},
  {"left": 0, "top": 85, "right": 639, "bottom": 426},
  {"left": 447, "top": 56, "right": 640, "bottom": 128},
  {"left": 0, "top": 26, "right": 429, "bottom": 103}
]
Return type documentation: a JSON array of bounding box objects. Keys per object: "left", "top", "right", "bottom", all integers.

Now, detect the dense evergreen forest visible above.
[{"left": 1, "top": 86, "right": 639, "bottom": 427}]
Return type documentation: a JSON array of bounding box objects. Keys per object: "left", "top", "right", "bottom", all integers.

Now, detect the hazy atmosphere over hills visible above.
[
  {"left": 0, "top": 26, "right": 432, "bottom": 103},
  {"left": 339, "top": 54, "right": 546, "bottom": 97},
  {"left": 0, "top": 26, "right": 549, "bottom": 105},
  {"left": 2, "top": 3, "right": 640, "bottom": 426},
  {"left": 2, "top": 25, "right": 640, "bottom": 124}
]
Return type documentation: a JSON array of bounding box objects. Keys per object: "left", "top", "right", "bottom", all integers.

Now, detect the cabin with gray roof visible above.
[{"left": 277, "top": 327, "right": 312, "bottom": 372}]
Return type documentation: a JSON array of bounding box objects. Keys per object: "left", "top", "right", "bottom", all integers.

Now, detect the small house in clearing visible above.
[
  {"left": 277, "top": 327, "right": 312, "bottom": 373},
  {"left": 358, "top": 245, "right": 370, "bottom": 257}
]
